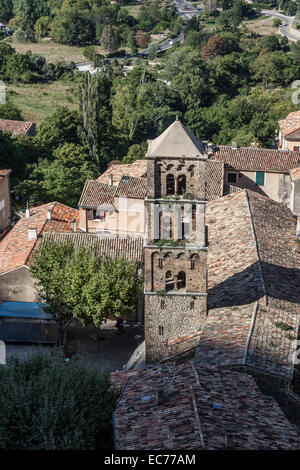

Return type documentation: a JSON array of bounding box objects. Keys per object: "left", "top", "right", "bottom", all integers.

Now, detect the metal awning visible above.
[{"left": 0, "top": 302, "right": 52, "bottom": 320}]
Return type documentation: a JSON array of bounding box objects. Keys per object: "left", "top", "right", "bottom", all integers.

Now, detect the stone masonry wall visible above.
[{"left": 145, "top": 294, "right": 207, "bottom": 362}]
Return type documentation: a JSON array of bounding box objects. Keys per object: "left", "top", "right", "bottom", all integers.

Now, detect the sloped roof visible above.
[
  {"left": 0, "top": 169, "right": 12, "bottom": 181},
  {"left": 43, "top": 232, "right": 144, "bottom": 262},
  {"left": 205, "top": 159, "right": 224, "bottom": 201},
  {"left": 78, "top": 180, "right": 116, "bottom": 208},
  {"left": 198, "top": 190, "right": 300, "bottom": 379},
  {"left": 0, "top": 119, "right": 35, "bottom": 137},
  {"left": 115, "top": 176, "right": 147, "bottom": 199},
  {"left": 112, "top": 361, "right": 300, "bottom": 450},
  {"left": 279, "top": 111, "right": 300, "bottom": 137},
  {"left": 213, "top": 146, "right": 300, "bottom": 173},
  {"left": 98, "top": 160, "right": 147, "bottom": 185},
  {"left": 0, "top": 202, "right": 79, "bottom": 274},
  {"left": 146, "top": 120, "right": 207, "bottom": 158}
]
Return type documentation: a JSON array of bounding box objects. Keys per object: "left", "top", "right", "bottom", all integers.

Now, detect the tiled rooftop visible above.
[
  {"left": 212, "top": 145, "right": 300, "bottom": 173},
  {"left": 98, "top": 160, "right": 147, "bottom": 185},
  {"left": 205, "top": 160, "right": 224, "bottom": 201},
  {"left": 112, "top": 361, "right": 300, "bottom": 450},
  {"left": 43, "top": 232, "right": 144, "bottom": 262},
  {"left": 0, "top": 169, "right": 11, "bottom": 181},
  {"left": 196, "top": 190, "right": 300, "bottom": 379},
  {"left": 0, "top": 202, "right": 79, "bottom": 274},
  {"left": 279, "top": 111, "right": 300, "bottom": 137},
  {"left": 115, "top": 176, "right": 147, "bottom": 199},
  {"left": 0, "top": 119, "right": 35, "bottom": 137},
  {"left": 78, "top": 180, "right": 116, "bottom": 208}
]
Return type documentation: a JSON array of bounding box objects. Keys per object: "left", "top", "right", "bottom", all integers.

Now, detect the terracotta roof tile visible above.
[
  {"left": 205, "top": 159, "right": 224, "bottom": 201},
  {"left": 0, "top": 119, "right": 35, "bottom": 137},
  {"left": 113, "top": 361, "right": 300, "bottom": 450},
  {"left": 0, "top": 169, "right": 12, "bottom": 181},
  {"left": 78, "top": 180, "right": 116, "bottom": 208},
  {"left": 115, "top": 176, "right": 147, "bottom": 199},
  {"left": 98, "top": 160, "right": 147, "bottom": 185},
  {"left": 279, "top": 111, "right": 300, "bottom": 137},
  {"left": 212, "top": 145, "right": 300, "bottom": 173},
  {"left": 43, "top": 232, "right": 144, "bottom": 262},
  {"left": 0, "top": 202, "right": 79, "bottom": 274}
]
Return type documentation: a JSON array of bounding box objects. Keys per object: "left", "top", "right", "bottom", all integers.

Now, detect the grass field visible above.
[
  {"left": 6, "top": 39, "right": 109, "bottom": 64},
  {"left": 7, "top": 79, "right": 80, "bottom": 125},
  {"left": 243, "top": 15, "right": 278, "bottom": 35}
]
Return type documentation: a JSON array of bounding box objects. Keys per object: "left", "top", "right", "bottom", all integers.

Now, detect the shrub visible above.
[{"left": 0, "top": 351, "right": 118, "bottom": 450}]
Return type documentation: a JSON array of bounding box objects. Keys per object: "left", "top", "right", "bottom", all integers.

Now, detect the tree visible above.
[
  {"left": 135, "top": 29, "right": 148, "bottom": 48},
  {"left": 0, "top": 102, "right": 23, "bottom": 120},
  {"left": 38, "top": 143, "right": 95, "bottom": 207},
  {"left": 100, "top": 24, "right": 119, "bottom": 52},
  {"left": 0, "top": 0, "right": 13, "bottom": 22},
  {"left": 0, "top": 351, "right": 117, "bottom": 449},
  {"left": 31, "top": 240, "right": 142, "bottom": 345},
  {"left": 53, "top": 8, "right": 95, "bottom": 45},
  {"left": 201, "top": 34, "right": 224, "bottom": 60}
]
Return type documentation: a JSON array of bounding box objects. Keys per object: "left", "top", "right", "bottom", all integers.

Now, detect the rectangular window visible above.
[
  {"left": 93, "top": 210, "right": 105, "bottom": 221},
  {"left": 255, "top": 171, "right": 265, "bottom": 186},
  {"left": 227, "top": 172, "right": 238, "bottom": 184},
  {"left": 159, "top": 325, "right": 164, "bottom": 335}
]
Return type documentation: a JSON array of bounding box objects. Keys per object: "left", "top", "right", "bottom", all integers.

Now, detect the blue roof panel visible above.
[{"left": 0, "top": 302, "right": 52, "bottom": 320}]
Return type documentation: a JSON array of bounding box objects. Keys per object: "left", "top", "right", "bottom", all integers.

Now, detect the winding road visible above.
[{"left": 261, "top": 10, "right": 300, "bottom": 42}]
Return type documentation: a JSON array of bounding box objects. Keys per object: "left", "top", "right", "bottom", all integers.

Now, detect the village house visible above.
[
  {"left": 0, "top": 169, "right": 12, "bottom": 239},
  {"left": 278, "top": 111, "right": 300, "bottom": 151},
  {"left": 0, "top": 119, "right": 36, "bottom": 137},
  {"left": 0, "top": 201, "right": 79, "bottom": 303},
  {"left": 210, "top": 143, "right": 300, "bottom": 203}
]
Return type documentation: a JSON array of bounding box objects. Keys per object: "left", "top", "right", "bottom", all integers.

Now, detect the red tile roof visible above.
[
  {"left": 115, "top": 176, "right": 147, "bottom": 199},
  {"left": 0, "top": 202, "right": 79, "bottom": 274},
  {"left": 98, "top": 160, "right": 147, "bottom": 185},
  {"left": 212, "top": 145, "right": 300, "bottom": 173},
  {"left": 198, "top": 190, "right": 300, "bottom": 379},
  {"left": 279, "top": 111, "right": 300, "bottom": 138},
  {"left": 113, "top": 361, "right": 300, "bottom": 450},
  {"left": 0, "top": 119, "right": 35, "bottom": 137},
  {"left": 43, "top": 232, "right": 144, "bottom": 262},
  {"left": 78, "top": 180, "right": 116, "bottom": 208},
  {"left": 205, "top": 159, "right": 224, "bottom": 201}
]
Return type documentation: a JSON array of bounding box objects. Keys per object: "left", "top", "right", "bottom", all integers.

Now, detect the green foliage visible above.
[
  {"left": 100, "top": 24, "right": 120, "bottom": 53},
  {"left": 31, "top": 240, "right": 143, "bottom": 330},
  {"left": 53, "top": 8, "right": 95, "bottom": 45},
  {"left": 0, "top": 0, "right": 13, "bottom": 22},
  {"left": 0, "top": 351, "right": 117, "bottom": 449},
  {"left": 0, "top": 101, "right": 23, "bottom": 120},
  {"left": 274, "top": 321, "right": 293, "bottom": 331}
]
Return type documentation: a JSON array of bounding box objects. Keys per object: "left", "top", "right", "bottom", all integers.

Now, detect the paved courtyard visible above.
[{"left": 5, "top": 320, "right": 145, "bottom": 372}]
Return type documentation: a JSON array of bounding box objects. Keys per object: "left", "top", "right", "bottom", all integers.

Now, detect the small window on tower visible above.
[
  {"left": 158, "top": 258, "right": 163, "bottom": 269},
  {"left": 190, "top": 300, "right": 195, "bottom": 309},
  {"left": 166, "top": 174, "right": 175, "bottom": 195},
  {"left": 159, "top": 325, "right": 164, "bottom": 335},
  {"left": 178, "top": 174, "right": 186, "bottom": 195}
]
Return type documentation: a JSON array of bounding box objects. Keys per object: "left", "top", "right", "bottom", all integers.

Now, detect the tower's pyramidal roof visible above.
[{"left": 146, "top": 118, "right": 207, "bottom": 158}]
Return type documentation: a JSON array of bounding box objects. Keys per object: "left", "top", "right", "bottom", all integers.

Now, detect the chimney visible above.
[
  {"left": 25, "top": 202, "right": 30, "bottom": 219},
  {"left": 71, "top": 218, "right": 77, "bottom": 233},
  {"left": 232, "top": 141, "right": 238, "bottom": 150},
  {"left": 47, "top": 208, "right": 52, "bottom": 220},
  {"left": 28, "top": 226, "right": 37, "bottom": 240},
  {"left": 109, "top": 174, "right": 113, "bottom": 186}
]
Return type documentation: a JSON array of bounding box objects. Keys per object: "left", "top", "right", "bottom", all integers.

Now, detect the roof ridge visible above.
[{"left": 245, "top": 190, "right": 267, "bottom": 303}]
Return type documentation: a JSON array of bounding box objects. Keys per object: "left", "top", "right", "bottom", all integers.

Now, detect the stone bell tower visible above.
[{"left": 144, "top": 118, "right": 208, "bottom": 362}]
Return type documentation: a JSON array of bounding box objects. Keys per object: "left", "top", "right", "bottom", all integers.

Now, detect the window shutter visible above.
[{"left": 256, "top": 172, "right": 265, "bottom": 186}]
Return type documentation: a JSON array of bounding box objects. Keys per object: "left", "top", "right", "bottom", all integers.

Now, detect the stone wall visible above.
[{"left": 145, "top": 294, "right": 207, "bottom": 362}]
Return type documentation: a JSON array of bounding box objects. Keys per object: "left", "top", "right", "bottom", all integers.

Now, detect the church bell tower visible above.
[{"left": 144, "top": 118, "right": 208, "bottom": 362}]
